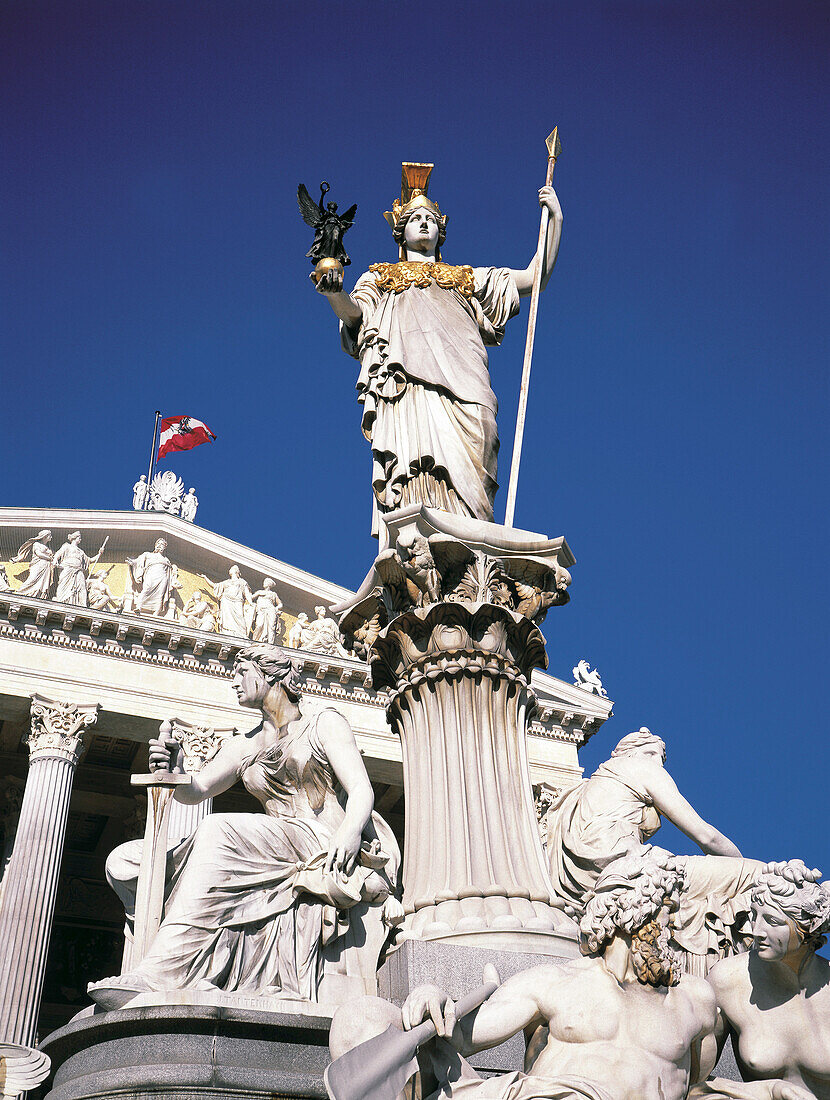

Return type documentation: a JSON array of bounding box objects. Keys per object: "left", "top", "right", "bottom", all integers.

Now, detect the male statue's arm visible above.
[
  {"left": 509, "top": 186, "right": 563, "bottom": 296},
  {"left": 402, "top": 970, "right": 544, "bottom": 1055},
  {"left": 643, "top": 764, "right": 742, "bottom": 857}
]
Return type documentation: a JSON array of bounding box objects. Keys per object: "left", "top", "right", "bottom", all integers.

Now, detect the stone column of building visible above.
[
  {"left": 166, "top": 719, "right": 233, "bottom": 840},
  {"left": 0, "top": 694, "right": 99, "bottom": 1078},
  {"left": 340, "top": 505, "right": 576, "bottom": 949},
  {"left": 0, "top": 777, "right": 25, "bottom": 913}
]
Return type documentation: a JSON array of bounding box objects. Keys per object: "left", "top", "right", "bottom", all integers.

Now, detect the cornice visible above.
[{"left": 0, "top": 592, "right": 611, "bottom": 747}]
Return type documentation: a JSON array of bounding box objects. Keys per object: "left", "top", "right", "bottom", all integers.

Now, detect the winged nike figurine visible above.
[{"left": 297, "top": 181, "right": 357, "bottom": 268}]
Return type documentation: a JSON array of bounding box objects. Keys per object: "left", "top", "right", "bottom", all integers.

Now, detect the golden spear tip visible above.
[{"left": 546, "top": 127, "right": 562, "bottom": 158}]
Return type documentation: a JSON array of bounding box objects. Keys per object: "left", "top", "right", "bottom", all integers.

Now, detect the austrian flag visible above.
[{"left": 157, "top": 415, "right": 216, "bottom": 461}]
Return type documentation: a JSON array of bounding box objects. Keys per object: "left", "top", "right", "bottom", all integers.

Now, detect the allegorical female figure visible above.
[
  {"left": 202, "top": 565, "right": 252, "bottom": 637},
  {"left": 12, "top": 529, "right": 54, "bottom": 598},
  {"left": 317, "top": 164, "right": 562, "bottom": 545},
  {"left": 545, "top": 728, "right": 761, "bottom": 974},
  {"left": 126, "top": 538, "right": 174, "bottom": 616},
  {"left": 53, "top": 531, "right": 107, "bottom": 606},
  {"left": 693, "top": 860, "right": 830, "bottom": 1100},
  {"left": 91, "top": 646, "right": 400, "bottom": 1009},
  {"left": 250, "top": 577, "right": 283, "bottom": 644}
]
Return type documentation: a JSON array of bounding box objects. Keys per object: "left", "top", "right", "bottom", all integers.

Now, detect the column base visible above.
[{"left": 0, "top": 1042, "right": 50, "bottom": 1097}]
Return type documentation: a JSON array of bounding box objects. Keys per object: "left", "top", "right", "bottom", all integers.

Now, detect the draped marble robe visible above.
[
  {"left": 126, "top": 549, "right": 173, "bottom": 616},
  {"left": 545, "top": 755, "right": 759, "bottom": 975},
  {"left": 104, "top": 710, "right": 400, "bottom": 1003},
  {"left": 341, "top": 263, "right": 520, "bottom": 542},
  {"left": 53, "top": 541, "right": 94, "bottom": 606}
]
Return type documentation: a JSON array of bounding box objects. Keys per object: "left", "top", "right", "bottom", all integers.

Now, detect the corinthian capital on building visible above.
[
  {"left": 165, "top": 718, "right": 235, "bottom": 773},
  {"left": 26, "top": 694, "right": 101, "bottom": 764}
]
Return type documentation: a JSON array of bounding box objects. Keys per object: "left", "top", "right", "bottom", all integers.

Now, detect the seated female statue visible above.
[
  {"left": 545, "top": 727, "right": 761, "bottom": 973},
  {"left": 90, "top": 645, "right": 401, "bottom": 1010},
  {"left": 693, "top": 860, "right": 830, "bottom": 1100}
]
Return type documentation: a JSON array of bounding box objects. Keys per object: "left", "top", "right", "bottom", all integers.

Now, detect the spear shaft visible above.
[{"left": 503, "top": 128, "right": 561, "bottom": 528}]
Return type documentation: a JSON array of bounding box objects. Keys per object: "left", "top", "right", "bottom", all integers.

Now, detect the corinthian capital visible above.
[
  {"left": 167, "top": 718, "right": 234, "bottom": 773},
  {"left": 26, "top": 695, "right": 100, "bottom": 764}
]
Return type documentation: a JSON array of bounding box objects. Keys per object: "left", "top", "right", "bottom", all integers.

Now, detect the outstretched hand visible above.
[{"left": 313, "top": 268, "right": 344, "bottom": 295}]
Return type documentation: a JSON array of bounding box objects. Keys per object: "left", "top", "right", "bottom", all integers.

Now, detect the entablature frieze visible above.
[{"left": 0, "top": 590, "right": 610, "bottom": 749}]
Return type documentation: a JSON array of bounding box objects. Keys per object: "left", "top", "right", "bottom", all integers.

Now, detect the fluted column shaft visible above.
[
  {"left": 0, "top": 696, "right": 98, "bottom": 1050},
  {"left": 373, "top": 603, "right": 566, "bottom": 945}
]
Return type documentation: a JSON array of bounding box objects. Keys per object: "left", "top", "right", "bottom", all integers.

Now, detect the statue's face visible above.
[
  {"left": 155, "top": 539, "right": 167, "bottom": 553},
  {"left": 751, "top": 900, "right": 800, "bottom": 960},
  {"left": 232, "top": 659, "right": 268, "bottom": 708},
  {"left": 403, "top": 209, "right": 440, "bottom": 253}
]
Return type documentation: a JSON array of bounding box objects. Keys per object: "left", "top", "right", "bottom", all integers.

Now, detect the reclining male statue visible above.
[{"left": 327, "top": 853, "right": 809, "bottom": 1100}]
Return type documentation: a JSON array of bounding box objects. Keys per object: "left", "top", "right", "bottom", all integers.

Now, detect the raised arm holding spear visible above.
[{"left": 504, "top": 127, "right": 562, "bottom": 528}]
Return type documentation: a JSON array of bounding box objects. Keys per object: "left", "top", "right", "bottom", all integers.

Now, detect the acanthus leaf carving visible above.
[{"left": 26, "top": 695, "right": 100, "bottom": 764}]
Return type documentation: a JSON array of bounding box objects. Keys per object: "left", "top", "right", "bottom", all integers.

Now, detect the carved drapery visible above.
[{"left": 119, "top": 718, "right": 234, "bottom": 973}]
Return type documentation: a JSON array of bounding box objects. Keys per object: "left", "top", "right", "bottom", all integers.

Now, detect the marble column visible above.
[
  {"left": 165, "top": 718, "right": 233, "bottom": 840},
  {"left": 0, "top": 778, "right": 25, "bottom": 913},
  {"left": 374, "top": 602, "right": 556, "bottom": 940},
  {"left": 338, "top": 504, "right": 577, "bottom": 950},
  {"left": 0, "top": 694, "right": 99, "bottom": 1082}
]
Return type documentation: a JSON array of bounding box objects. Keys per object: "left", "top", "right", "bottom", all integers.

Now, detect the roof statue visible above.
[
  {"left": 573, "top": 659, "right": 607, "bottom": 697},
  {"left": 148, "top": 471, "right": 185, "bottom": 515},
  {"left": 12, "top": 529, "right": 54, "bottom": 598}
]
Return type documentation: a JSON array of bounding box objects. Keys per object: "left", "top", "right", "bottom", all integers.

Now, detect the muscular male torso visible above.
[{"left": 471, "top": 959, "right": 716, "bottom": 1100}]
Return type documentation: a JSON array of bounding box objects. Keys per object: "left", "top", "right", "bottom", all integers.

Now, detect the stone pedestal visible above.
[
  {"left": 378, "top": 936, "right": 578, "bottom": 1075},
  {"left": 40, "top": 1005, "right": 331, "bottom": 1100},
  {"left": 337, "top": 505, "right": 576, "bottom": 948},
  {"left": 0, "top": 695, "right": 99, "bottom": 1082}
]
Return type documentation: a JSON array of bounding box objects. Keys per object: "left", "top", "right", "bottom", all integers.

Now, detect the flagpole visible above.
[
  {"left": 503, "top": 128, "right": 561, "bottom": 529},
  {"left": 145, "top": 411, "right": 162, "bottom": 509}
]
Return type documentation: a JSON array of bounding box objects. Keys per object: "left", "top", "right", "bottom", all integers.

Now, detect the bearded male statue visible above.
[{"left": 328, "top": 854, "right": 806, "bottom": 1100}]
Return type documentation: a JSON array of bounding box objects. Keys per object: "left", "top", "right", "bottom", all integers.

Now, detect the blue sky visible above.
[{"left": 1, "top": 1, "right": 827, "bottom": 872}]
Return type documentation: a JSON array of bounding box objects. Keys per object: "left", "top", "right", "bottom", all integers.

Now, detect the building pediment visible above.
[
  {"left": 0, "top": 507, "right": 351, "bottom": 636},
  {"left": 0, "top": 506, "right": 612, "bottom": 786}
]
